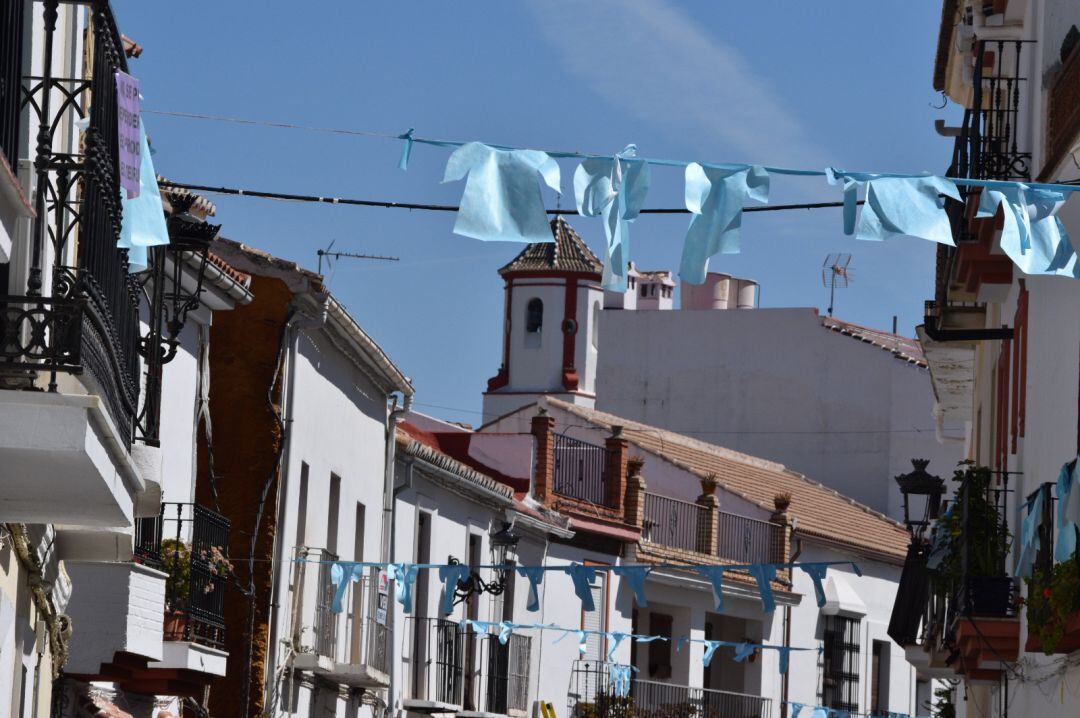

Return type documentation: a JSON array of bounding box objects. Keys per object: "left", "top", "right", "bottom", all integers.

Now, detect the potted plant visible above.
[
  {"left": 161, "top": 538, "right": 191, "bottom": 640},
  {"left": 1025, "top": 552, "right": 1080, "bottom": 654}
]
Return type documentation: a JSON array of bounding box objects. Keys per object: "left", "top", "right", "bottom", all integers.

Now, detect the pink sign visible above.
[{"left": 115, "top": 71, "right": 141, "bottom": 198}]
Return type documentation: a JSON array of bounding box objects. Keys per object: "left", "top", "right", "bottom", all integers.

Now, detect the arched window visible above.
[{"left": 525, "top": 298, "right": 543, "bottom": 333}]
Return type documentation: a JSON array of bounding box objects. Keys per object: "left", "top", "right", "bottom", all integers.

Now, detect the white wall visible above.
[
  {"left": 266, "top": 324, "right": 391, "bottom": 718},
  {"left": 595, "top": 308, "right": 962, "bottom": 521}
]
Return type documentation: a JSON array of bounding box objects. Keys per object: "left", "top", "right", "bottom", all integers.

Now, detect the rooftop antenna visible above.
[
  {"left": 822, "top": 253, "right": 852, "bottom": 317},
  {"left": 317, "top": 239, "right": 399, "bottom": 275}
]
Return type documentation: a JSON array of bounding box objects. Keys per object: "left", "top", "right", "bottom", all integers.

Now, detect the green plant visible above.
[
  {"left": 1024, "top": 553, "right": 1080, "bottom": 654},
  {"left": 928, "top": 463, "right": 1012, "bottom": 589},
  {"left": 930, "top": 684, "right": 956, "bottom": 718},
  {"left": 161, "top": 538, "right": 191, "bottom": 611}
]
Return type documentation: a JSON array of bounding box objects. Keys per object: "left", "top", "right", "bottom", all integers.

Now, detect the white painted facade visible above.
[{"left": 595, "top": 307, "right": 963, "bottom": 523}]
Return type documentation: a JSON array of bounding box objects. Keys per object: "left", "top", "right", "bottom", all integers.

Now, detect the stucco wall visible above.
[{"left": 595, "top": 308, "right": 962, "bottom": 521}]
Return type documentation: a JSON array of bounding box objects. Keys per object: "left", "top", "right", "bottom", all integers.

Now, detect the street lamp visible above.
[
  {"left": 895, "top": 459, "right": 945, "bottom": 537},
  {"left": 448, "top": 522, "right": 520, "bottom": 606}
]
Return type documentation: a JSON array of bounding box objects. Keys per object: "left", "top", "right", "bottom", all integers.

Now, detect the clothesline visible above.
[{"left": 155, "top": 179, "right": 859, "bottom": 216}]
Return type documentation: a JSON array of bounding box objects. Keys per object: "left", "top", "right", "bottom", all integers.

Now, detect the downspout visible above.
[
  {"left": 260, "top": 297, "right": 328, "bottom": 714},
  {"left": 782, "top": 535, "right": 803, "bottom": 718},
  {"left": 383, "top": 392, "right": 412, "bottom": 718}
]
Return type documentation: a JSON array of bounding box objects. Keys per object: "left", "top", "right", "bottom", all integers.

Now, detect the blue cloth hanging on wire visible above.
[
  {"left": 518, "top": 565, "right": 547, "bottom": 612},
  {"left": 443, "top": 142, "right": 561, "bottom": 243},
  {"left": 798, "top": 563, "right": 832, "bottom": 608},
  {"left": 611, "top": 566, "right": 651, "bottom": 607},
  {"left": 1017, "top": 485, "right": 1048, "bottom": 578},
  {"left": 607, "top": 631, "right": 630, "bottom": 661},
  {"left": 574, "top": 145, "right": 651, "bottom": 291},
  {"left": 1058, "top": 459, "right": 1080, "bottom": 562},
  {"left": 608, "top": 664, "right": 634, "bottom": 698},
  {"left": 438, "top": 563, "right": 471, "bottom": 615},
  {"left": 696, "top": 566, "right": 726, "bottom": 612},
  {"left": 827, "top": 170, "right": 960, "bottom": 245},
  {"left": 329, "top": 562, "right": 365, "bottom": 614},
  {"left": 789, "top": 703, "right": 805, "bottom": 718},
  {"left": 388, "top": 563, "right": 420, "bottom": 613},
  {"left": 679, "top": 163, "right": 769, "bottom": 284},
  {"left": 563, "top": 564, "right": 599, "bottom": 612},
  {"left": 926, "top": 504, "right": 953, "bottom": 570},
  {"left": 119, "top": 118, "right": 170, "bottom": 273},
  {"left": 747, "top": 563, "right": 778, "bottom": 613},
  {"left": 977, "top": 185, "right": 1079, "bottom": 277}
]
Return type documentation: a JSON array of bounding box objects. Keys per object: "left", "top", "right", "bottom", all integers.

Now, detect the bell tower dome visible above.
[{"left": 482, "top": 216, "right": 604, "bottom": 424}]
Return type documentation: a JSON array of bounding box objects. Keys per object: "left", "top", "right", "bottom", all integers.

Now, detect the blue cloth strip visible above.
[
  {"left": 563, "top": 563, "right": 599, "bottom": 612},
  {"left": 747, "top": 563, "right": 778, "bottom": 613},
  {"left": 119, "top": 118, "right": 170, "bottom": 273},
  {"left": 1058, "top": 458, "right": 1080, "bottom": 562},
  {"left": 397, "top": 128, "right": 415, "bottom": 170},
  {"left": 388, "top": 563, "right": 419, "bottom": 613},
  {"left": 1017, "top": 485, "right": 1047, "bottom": 578},
  {"left": 695, "top": 566, "right": 726, "bottom": 612},
  {"left": 329, "top": 562, "right": 364, "bottom": 614},
  {"left": 608, "top": 664, "right": 634, "bottom": 698},
  {"left": 611, "top": 566, "right": 651, "bottom": 607},
  {"left": 798, "top": 563, "right": 831, "bottom": 608},
  {"left": 517, "top": 565, "right": 547, "bottom": 612},
  {"left": 437, "top": 564, "right": 471, "bottom": 615}
]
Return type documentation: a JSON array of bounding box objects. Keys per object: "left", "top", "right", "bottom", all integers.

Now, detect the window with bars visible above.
[{"left": 822, "top": 616, "right": 860, "bottom": 713}]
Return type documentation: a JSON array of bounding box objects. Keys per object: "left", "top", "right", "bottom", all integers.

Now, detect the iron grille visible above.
[
  {"left": 567, "top": 660, "right": 771, "bottom": 718},
  {"left": 0, "top": 0, "right": 25, "bottom": 166},
  {"left": 553, "top": 433, "right": 614, "bottom": 507},
  {"left": 409, "top": 617, "right": 465, "bottom": 706},
  {"left": 717, "top": 510, "right": 781, "bottom": 564},
  {"left": 822, "top": 615, "right": 860, "bottom": 713},
  {"left": 642, "top": 493, "right": 708, "bottom": 553}
]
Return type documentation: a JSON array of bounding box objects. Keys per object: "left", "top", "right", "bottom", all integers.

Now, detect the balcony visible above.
[
  {"left": 1043, "top": 39, "right": 1080, "bottom": 179},
  {"left": 1022, "top": 484, "right": 1080, "bottom": 655},
  {"left": 887, "top": 466, "right": 1019, "bottom": 681},
  {"left": 290, "top": 548, "right": 393, "bottom": 688},
  {"left": 134, "top": 502, "right": 231, "bottom": 676},
  {"left": 642, "top": 492, "right": 784, "bottom": 565},
  {"left": 404, "top": 618, "right": 534, "bottom": 716},
  {"left": 0, "top": 1, "right": 158, "bottom": 528},
  {"left": 567, "top": 660, "right": 771, "bottom": 718},
  {"left": 553, "top": 432, "right": 616, "bottom": 508}
]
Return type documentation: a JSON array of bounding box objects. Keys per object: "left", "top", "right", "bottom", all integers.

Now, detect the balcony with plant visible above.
[{"left": 1022, "top": 479, "right": 1080, "bottom": 655}]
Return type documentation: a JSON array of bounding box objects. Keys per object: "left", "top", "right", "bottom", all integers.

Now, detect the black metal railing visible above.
[
  {"left": 1, "top": 1, "right": 144, "bottom": 447},
  {"left": 567, "top": 660, "right": 770, "bottom": 718},
  {"left": 717, "top": 510, "right": 781, "bottom": 565},
  {"left": 642, "top": 493, "right": 708, "bottom": 553},
  {"left": 407, "top": 617, "right": 465, "bottom": 706},
  {"left": 553, "top": 433, "right": 615, "bottom": 507},
  {"left": 475, "top": 632, "right": 532, "bottom": 715},
  {"left": 0, "top": 0, "right": 26, "bottom": 167},
  {"left": 135, "top": 502, "right": 231, "bottom": 650}
]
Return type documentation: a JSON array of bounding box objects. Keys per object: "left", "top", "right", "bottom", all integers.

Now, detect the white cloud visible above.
[{"left": 527, "top": 0, "right": 827, "bottom": 168}]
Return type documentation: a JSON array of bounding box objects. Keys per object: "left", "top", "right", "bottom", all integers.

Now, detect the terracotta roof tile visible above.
[
  {"left": 544, "top": 398, "right": 910, "bottom": 563},
  {"left": 823, "top": 316, "right": 926, "bottom": 366},
  {"left": 207, "top": 251, "right": 251, "bottom": 288},
  {"left": 499, "top": 216, "right": 603, "bottom": 276}
]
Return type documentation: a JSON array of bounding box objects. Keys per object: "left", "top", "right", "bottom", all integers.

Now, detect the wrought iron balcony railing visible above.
[
  {"left": 0, "top": 0, "right": 26, "bottom": 167},
  {"left": 642, "top": 492, "right": 783, "bottom": 564},
  {"left": 553, "top": 433, "right": 616, "bottom": 507},
  {"left": 0, "top": 1, "right": 144, "bottom": 446},
  {"left": 470, "top": 632, "right": 532, "bottom": 715},
  {"left": 405, "top": 616, "right": 466, "bottom": 708},
  {"left": 567, "top": 660, "right": 771, "bottom": 718},
  {"left": 134, "top": 501, "right": 231, "bottom": 650}
]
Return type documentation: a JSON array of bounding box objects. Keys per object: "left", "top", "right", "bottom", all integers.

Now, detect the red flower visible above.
[{"left": 1043, "top": 587, "right": 1053, "bottom": 599}]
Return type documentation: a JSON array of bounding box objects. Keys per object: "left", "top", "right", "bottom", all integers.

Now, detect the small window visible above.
[
  {"left": 525, "top": 298, "right": 543, "bottom": 333},
  {"left": 640, "top": 284, "right": 648, "bottom": 298},
  {"left": 823, "top": 616, "right": 861, "bottom": 713}
]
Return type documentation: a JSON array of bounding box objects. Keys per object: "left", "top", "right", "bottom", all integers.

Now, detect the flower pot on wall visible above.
[{"left": 163, "top": 610, "right": 189, "bottom": 642}]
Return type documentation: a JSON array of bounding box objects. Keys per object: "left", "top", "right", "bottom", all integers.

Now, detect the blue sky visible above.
[{"left": 113, "top": 0, "right": 957, "bottom": 425}]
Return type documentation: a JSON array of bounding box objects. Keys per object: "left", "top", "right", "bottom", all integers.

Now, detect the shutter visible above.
[{"left": 582, "top": 573, "right": 606, "bottom": 661}]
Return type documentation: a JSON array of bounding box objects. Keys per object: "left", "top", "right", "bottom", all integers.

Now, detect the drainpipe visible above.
[
  {"left": 782, "top": 535, "right": 803, "bottom": 718},
  {"left": 261, "top": 297, "right": 328, "bottom": 712},
  {"left": 382, "top": 392, "right": 412, "bottom": 718}
]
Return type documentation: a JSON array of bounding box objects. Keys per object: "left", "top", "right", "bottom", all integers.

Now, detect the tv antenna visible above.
[
  {"left": 822, "top": 253, "right": 852, "bottom": 317},
  {"left": 317, "top": 240, "right": 399, "bottom": 275}
]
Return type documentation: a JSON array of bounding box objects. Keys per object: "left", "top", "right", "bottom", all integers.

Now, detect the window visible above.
[
  {"left": 823, "top": 616, "right": 860, "bottom": 713},
  {"left": 349, "top": 503, "right": 366, "bottom": 662},
  {"left": 581, "top": 569, "right": 607, "bottom": 662},
  {"left": 525, "top": 298, "right": 543, "bottom": 333},
  {"left": 590, "top": 301, "right": 600, "bottom": 349},
  {"left": 871, "top": 640, "right": 890, "bottom": 714},
  {"left": 647, "top": 613, "right": 673, "bottom": 679},
  {"left": 327, "top": 473, "right": 341, "bottom": 555},
  {"left": 296, "top": 463, "right": 310, "bottom": 548},
  {"left": 640, "top": 284, "right": 648, "bottom": 298}
]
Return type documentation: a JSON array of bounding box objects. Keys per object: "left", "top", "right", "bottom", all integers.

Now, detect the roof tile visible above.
[{"left": 499, "top": 216, "right": 603, "bottom": 276}]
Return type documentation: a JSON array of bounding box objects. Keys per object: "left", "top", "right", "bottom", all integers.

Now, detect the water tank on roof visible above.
[
  {"left": 735, "top": 279, "right": 758, "bottom": 308},
  {"left": 680, "top": 273, "right": 758, "bottom": 310}
]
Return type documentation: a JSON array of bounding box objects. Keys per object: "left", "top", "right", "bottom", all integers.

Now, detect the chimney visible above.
[
  {"left": 605, "top": 426, "right": 630, "bottom": 513},
  {"left": 770, "top": 493, "right": 793, "bottom": 580},
  {"left": 531, "top": 408, "right": 556, "bottom": 506}
]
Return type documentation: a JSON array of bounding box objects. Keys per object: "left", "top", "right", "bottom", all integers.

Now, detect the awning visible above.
[{"left": 822, "top": 573, "right": 868, "bottom": 617}]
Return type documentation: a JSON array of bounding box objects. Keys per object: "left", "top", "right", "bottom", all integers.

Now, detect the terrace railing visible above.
[
  {"left": 567, "top": 660, "right": 771, "bottom": 718},
  {"left": 405, "top": 616, "right": 465, "bottom": 707},
  {"left": 553, "top": 433, "right": 615, "bottom": 507},
  {"left": 1, "top": 1, "right": 144, "bottom": 446},
  {"left": 0, "top": 0, "right": 26, "bottom": 167},
  {"left": 716, "top": 510, "right": 782, "bottom": 565},
  {"left": 642, "top": 493, "right": 709, "bottom": 553}
]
